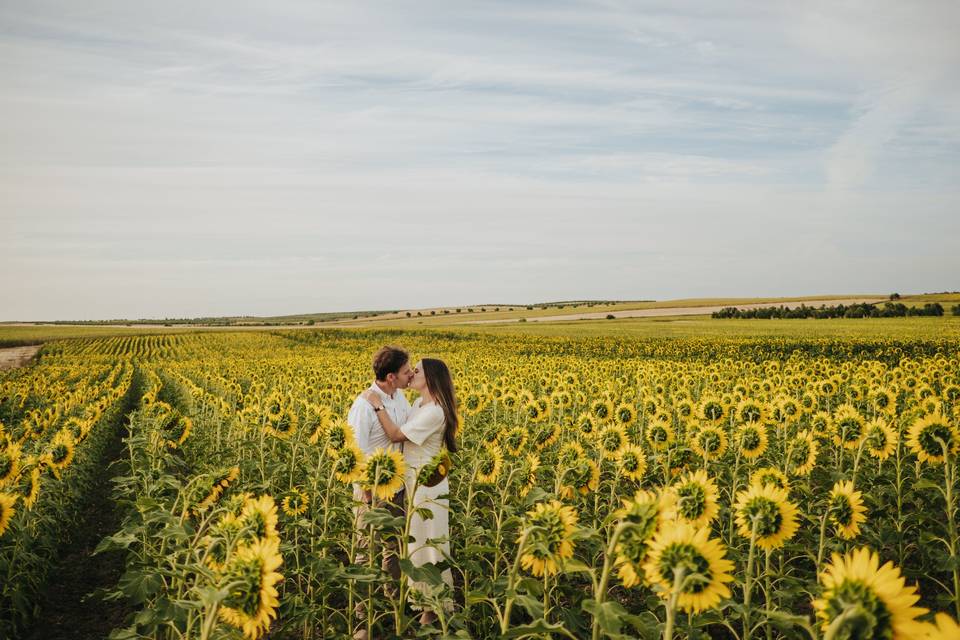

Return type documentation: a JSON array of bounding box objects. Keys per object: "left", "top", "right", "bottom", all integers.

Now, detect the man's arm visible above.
[{"left": 346, "top": 397, "right": 374, "bottom": 453}]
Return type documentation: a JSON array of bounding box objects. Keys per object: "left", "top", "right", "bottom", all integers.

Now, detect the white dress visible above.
[{"left": 400, "top": 398, "right": 454, "bottom": 602}]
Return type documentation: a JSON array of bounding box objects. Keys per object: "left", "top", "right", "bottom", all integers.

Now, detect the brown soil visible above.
[{"left": 0, "top": 345, "right": 42, "bottom": 370}]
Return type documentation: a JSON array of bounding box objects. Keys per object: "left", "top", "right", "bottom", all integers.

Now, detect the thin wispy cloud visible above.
[{"left": 1, "top": 1, "right": 958, "bottom": 320}]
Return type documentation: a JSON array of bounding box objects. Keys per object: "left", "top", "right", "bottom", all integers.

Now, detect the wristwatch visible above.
[{"left": 374, "top": 405, "right": 385, "bottom": 412}]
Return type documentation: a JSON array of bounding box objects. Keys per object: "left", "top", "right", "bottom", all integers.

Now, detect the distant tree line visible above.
[{"left": 712, "top": 302, "right": 946, "bottom": 319}]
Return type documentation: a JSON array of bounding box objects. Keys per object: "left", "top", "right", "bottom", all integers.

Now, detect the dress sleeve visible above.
[{"left": 400, "top": 406, "right": 444, "bottom": 446}]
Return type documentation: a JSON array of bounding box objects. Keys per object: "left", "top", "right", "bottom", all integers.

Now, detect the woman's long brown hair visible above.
[{"left": 422, "top": 358, "right": 458, "bottom": 452}]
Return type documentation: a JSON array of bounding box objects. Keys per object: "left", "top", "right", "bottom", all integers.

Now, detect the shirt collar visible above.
[{"left": 370, "top": 381, "right": 398, "bottom": 400}]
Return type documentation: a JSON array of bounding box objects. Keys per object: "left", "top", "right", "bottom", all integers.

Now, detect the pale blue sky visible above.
[{"left": 1, "top": 1, "right": 958, "bottom": 320}]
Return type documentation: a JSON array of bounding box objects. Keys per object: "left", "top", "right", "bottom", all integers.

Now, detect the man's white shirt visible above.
[{"left": 347, "top": 382, "right": 411, "bottom": 456}]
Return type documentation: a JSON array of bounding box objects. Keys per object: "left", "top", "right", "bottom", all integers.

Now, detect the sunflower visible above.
[
  {"left": 516, "top": 453, "right": 541, "bottom": 497},
  {"left": 613, "top": 402, "right": 637, "bottom": 429},
  {"left": 557, "top": 441, "right": 585, "bottom": 468},
  {"left": 462, "top": 392, "right": 486, "bottom": 416},
  {"left": 530, "top": 421, "right": 560, "bottom": 449},
  {"left": 864, "top": 417, "right": 897, "bottom": 461},
  {"left": 832, "top": 404, "right": 866, "bottom": 450},
  {"left": 523, "top": 400, "right": 547, "bottom": 424},
  {"left": 560, "top": 458, "right": 600, "bottom": 499},
  {"left": 265, "top": 406, "right": 297, "bottom": 440},
  {"left": 871, "top": 387, "right": 897, "bottom": 416},
  {"left": 41, "top": 431, "right": 75, "bottom": 479},
  {"left": 667, "top": 470, "right": 720, "bottom": 529},
  {"left": 574, "top": 412, "right": 597, "bottom": 437},
  {"left": 218, "top": 537, "right": 284, "bottom": 640},
  {"left": 360, "top": 448, "right": 406, "bottom": 500},
  {"left": 195, "top": 466, "right": 241, "bottom": 514},
  {"left": 734, "top": 484, "right": 799, "bottom": 550},
  {"left": 235, "top": 494, "right": 280, "bottom": 546},
  {"left": 750, "top": 467, "right": 790, "bottom": 492},
  {"left": 925, "top": 612, "right": 960, "bottom": 640},
  {"left": 590, "top": 399, "right": 614, "bottom": 423},
  {"left": 698, "top": 397, "right": 726, "bottom": 423},
  {"left": 19, "top": 463, "right": 41, "bottom": 510},
  {"left": 160, "top": 410, "right": 192, "bottom": 449},
  {"left": 737, "top": 423, "right": 768, "bottom": 459},
  {"left": 0, "top": 442, "right": 21, "bottom": 487},
  {"left": 281, "top": 488, "right": 309, "bottom": 517},
  {"left": 262, "top": 390, "right": 285, "bottom": 422},
  {"left": 474, "top": 442, "right": 503, "bottom": 485},
  {"left": 614, "top": 490, "right": 667, "bottom": 588},
  {"left": 907, "top": 413, "right": 959, "bottom": 464},
  {"left": 787, "top": 429, "right": 818, "bottom": 476},
  {"left": 0, "top": 492, "right": 17, "bottom": 536},
  {"left": 735, "top": 399, "right": 767, "bottom": 425},
  {"left": 643, "top": 522, "right": 734, "bottom": 614},
  {"left": 597, "top": 424, "right": 628, "bottom": 460},
  {"left": 646, "top": 418, "right": 675, "bottom": 451},
  {"left": 329, "top": 444, "right": 363, "bottom": 484},
  {"left": 813, "top": 547, "right": 927, "bottom": 639},
  {"left": 500, "top": 425, "right": 528, "bottom": 457},
  {"left": 617, "top": 446, "right": 647, "bottom": 482},
  {"left": 313, "top": 418, "right": 355, "bottom": 455},
  {"left": 829, "top": 480, "right": 867, "bottom": 540},
  {"left": 500, "top": 392, "right": 519, "bottom": 410},
  {"left": 519, "top": 500, "right": 579, "bottom": 577},
  {"left": 690, "top": 424, "right": 728, "bottom": 461}
]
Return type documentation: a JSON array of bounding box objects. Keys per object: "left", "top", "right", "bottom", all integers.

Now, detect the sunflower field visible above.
[{"left": 2, "top": 326, "right": 960, "bottom": 640}]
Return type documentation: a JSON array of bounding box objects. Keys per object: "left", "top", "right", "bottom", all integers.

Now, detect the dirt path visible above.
[
  {"left": 22, "top": 421, "right": 131, "bottom": 640},
  {"left": 0, "top": 345, "right": 42, "bottom": 370},
  {"left": 463, "top": 297, "right": 887, "bottom": 324}
]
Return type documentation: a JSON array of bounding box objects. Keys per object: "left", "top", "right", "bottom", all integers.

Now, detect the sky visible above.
[{"left": 1, "top": 1, "right": 958, "bottom": 320}]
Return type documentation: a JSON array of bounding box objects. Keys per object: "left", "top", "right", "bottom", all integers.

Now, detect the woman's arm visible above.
[{"left": 361, "top": 390, "right": 407, "bottom": 443}]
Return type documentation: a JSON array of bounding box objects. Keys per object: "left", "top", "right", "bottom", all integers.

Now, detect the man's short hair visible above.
[{"left": 372, "top": 346, "right": 409, "bottom": 381}]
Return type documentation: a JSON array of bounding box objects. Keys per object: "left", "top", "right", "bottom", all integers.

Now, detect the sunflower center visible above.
[
  {"left": 830, "top": 494, "right": 854, "bottom": 527},
  {"left": 602, "top": 430, "right": 622, "bottom": 452},
  {"left": 50, "top": 444, "right": 69, "bottom": 465},
  {"left": 327, "top": 429, "right": 346, "bottom": 450},
  {"left": 743, "top": 497, "right": 783, "bottom": 538},
  {"left": 919, "top": 421, "right": 953, "bottom": 456},
  {"left": 699, "top": 430, "right": 722, "bottom": 454},
  {"left": 334, "top": 450, "right": 359, "bottom": 475},
  {"left": 528, "top": 510, "right": 569, "bottom": 558},
  {"left": 676, "top": 483, "right": 707, "bottom": 521},
  {"left": 788, "top": 441, "right": 811, "bottom": 468},
  {"left": 658, "top": 542, "right": 712, "bottom": 594},
  {"left": 741, "top": 429, "right": 761, "bottom": 451},
  {"left": 224, "top": 555, "right": 266, "bottom": 617},
  {"left": 566, "top": 461, "right": 592, "bottom": 487},
  {"left": 649, "top": 425, "right": 669, "bottom": 443},
  {"left": 823, "top": 579, "right": 892, "bottom": 640},
  {"left": 865, "top": 428, "right": 887, "bottom": 450},
  {"left": 478, "top": 454, "right": 497, "bottom": 475},
  {"left": 741, "top": 404, "right": 762, "bottom": 423},
  {"left": 368, "top": 456, "right": 397, "bottom": 485},
  {"left": 837, "top": 418, "right": 863, "bottom": 443},
  {"left": 703, "top": 402, "right": 723, "bottom": 421},
  {"left": 621, "top": 452, "right": 640, "bottom": 473}
]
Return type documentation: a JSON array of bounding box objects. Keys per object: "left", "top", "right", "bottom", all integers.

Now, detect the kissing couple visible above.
[{"left": 347, "top": 345, "right": 458, "bottom": 637}]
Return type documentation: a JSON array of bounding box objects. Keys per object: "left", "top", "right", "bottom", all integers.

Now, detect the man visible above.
[
  {"left": 347, "top": 345, "right": 414, "bottom": 462},
  {"left": 347, "top": 345, "right": 414, "bottom": 639}
]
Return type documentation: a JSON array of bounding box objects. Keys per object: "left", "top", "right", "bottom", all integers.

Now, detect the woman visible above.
[{"left": 362, "top": 357, "right": 458, "bottom": 622}]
